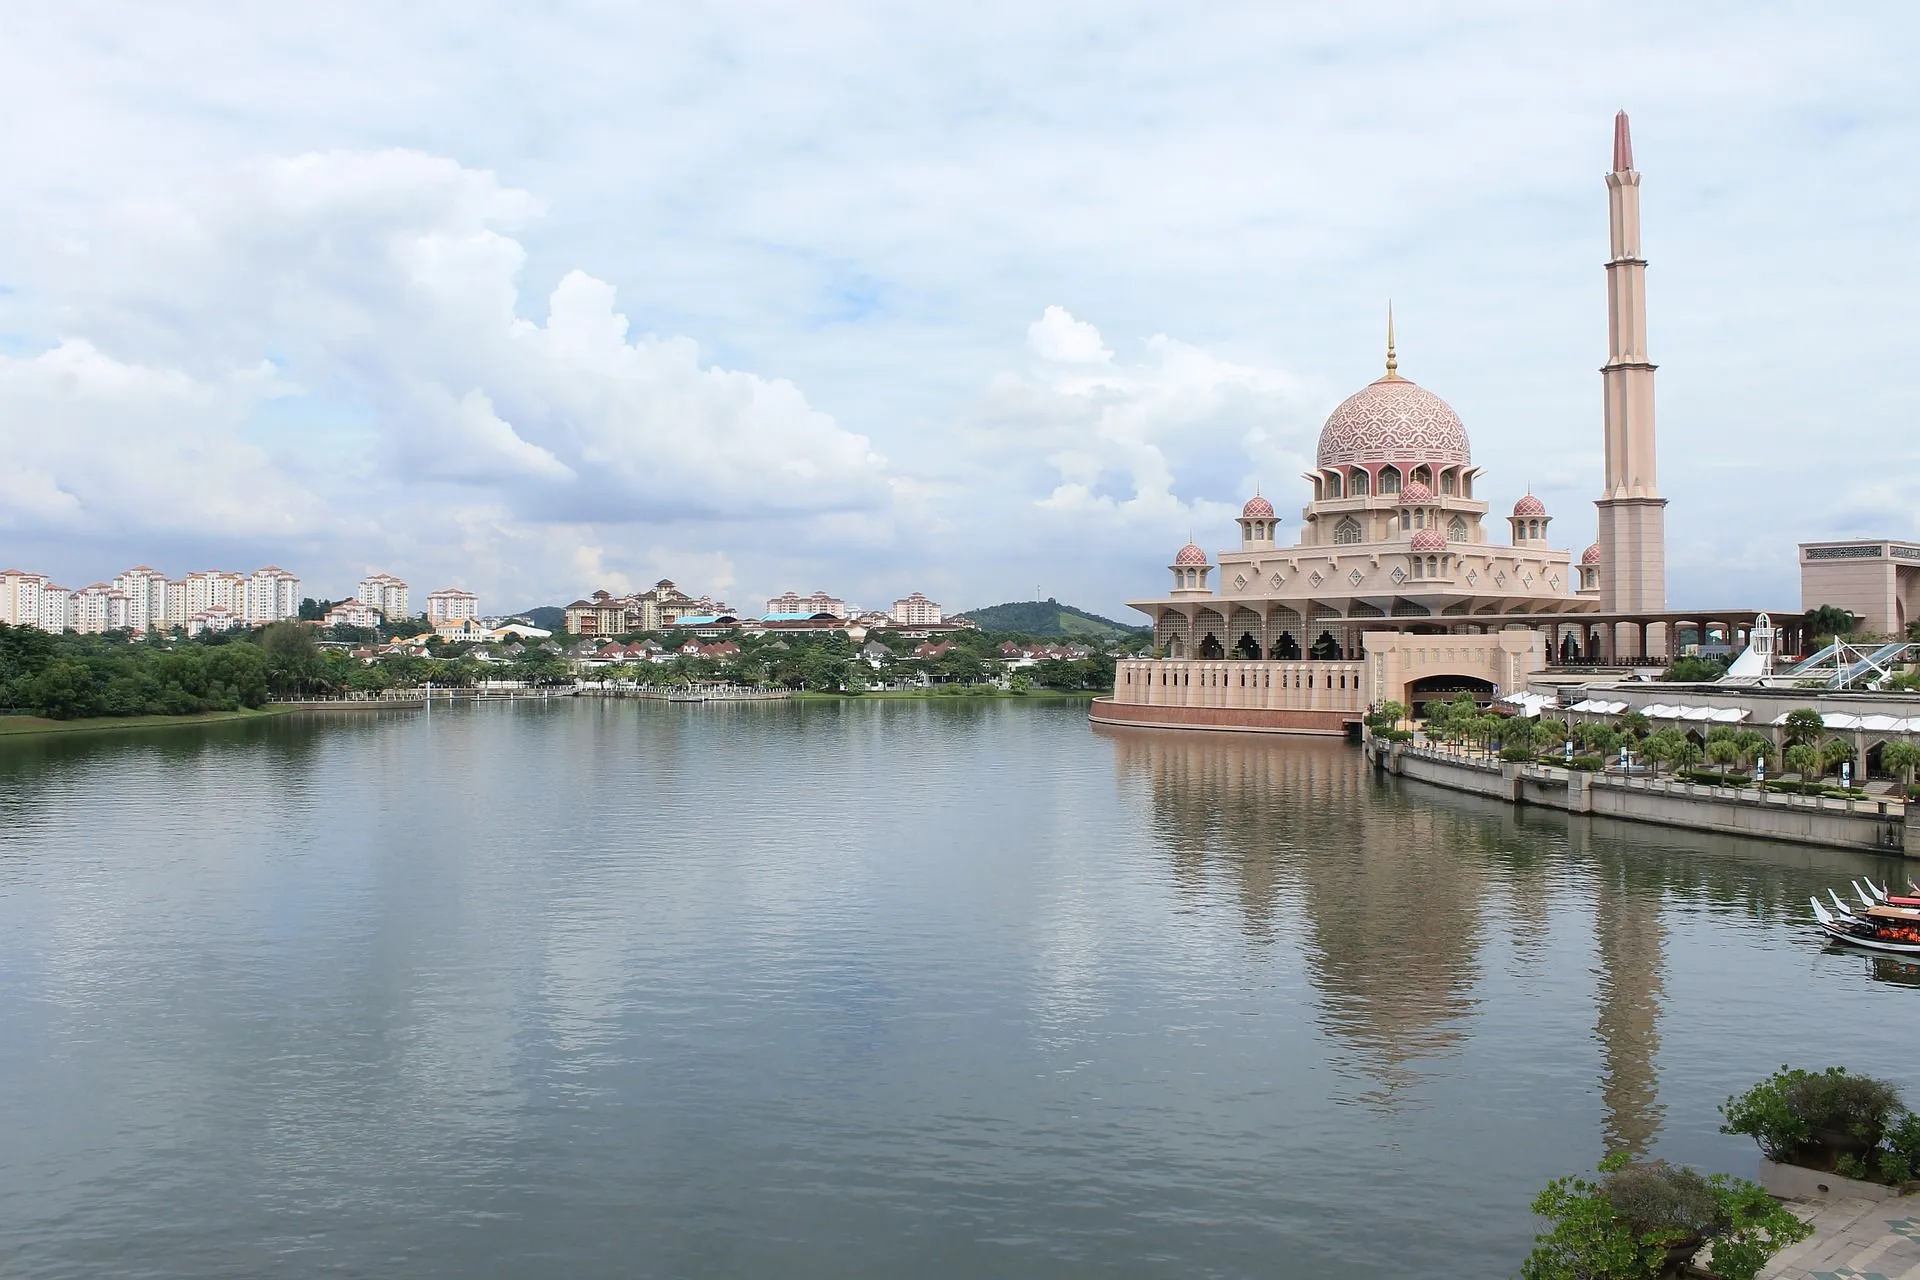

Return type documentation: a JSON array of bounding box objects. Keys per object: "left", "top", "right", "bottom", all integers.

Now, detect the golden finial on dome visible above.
[{"left": 1382, "top": 301, "right": 1402, "bottom": 381}]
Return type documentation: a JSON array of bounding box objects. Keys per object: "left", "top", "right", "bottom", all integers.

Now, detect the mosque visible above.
[{"left": 1092, "top": 113, "right": 1781, "bottom": 737}]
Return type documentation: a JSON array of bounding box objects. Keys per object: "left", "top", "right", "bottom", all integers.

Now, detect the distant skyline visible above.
[{"left": 1, "top": 3, "right": 1915, "bottom": 619}]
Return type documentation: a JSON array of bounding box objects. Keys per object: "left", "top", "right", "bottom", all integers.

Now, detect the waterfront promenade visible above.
[
  {"left": 1757, "top": 1196, "right": 1920, "bottom": 1279},
  {"left": 1366, "top": 734, "right": 1917, "bottom": 856}
]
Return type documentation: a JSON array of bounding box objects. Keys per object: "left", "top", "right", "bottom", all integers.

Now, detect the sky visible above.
[{"left": 0, "top": 2, "right": 1914, "bottom": 620}]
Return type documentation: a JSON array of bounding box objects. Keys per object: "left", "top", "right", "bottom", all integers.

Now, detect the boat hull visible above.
[{"left": 1818, "top": 922, "right": 1920, "bottom": 956}]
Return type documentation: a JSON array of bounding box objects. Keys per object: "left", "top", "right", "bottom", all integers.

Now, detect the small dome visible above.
[
  {"left": 1512, "top": 494, "right": 1546, "bottom": 517},
  {"left": 1410, "top": 528, "right": 1446, "bottom": 552},
  {"left": 1241, "top": 495, "right": 1275, "bottom": 519},
  {"left": 1400, "top": 480, "right": 1434, "bottom": 504},
  {"left": 1581, "top": 543, "right": 1603, "bottom": 566},
  {"left": 1174, "top": 543, "right": 1210, "bottom": 567}
]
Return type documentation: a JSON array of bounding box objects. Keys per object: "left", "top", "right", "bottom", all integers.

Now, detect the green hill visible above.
[
  {"left": 509, "top": 606, "right": 568, "bottom": 632},
  {"left": 955, "top": 599, "right": 1146, "bottom": 640}
]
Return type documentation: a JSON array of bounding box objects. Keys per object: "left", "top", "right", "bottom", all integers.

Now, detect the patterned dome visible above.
[
  {"left": 1581, "top": 543, "right": 1603, "bottom": 566},
  {"left": 1241, "top": 495, "right": 1275, "bottom": 518},
  {"left": 1513, "top": 494, "right": 1547, "bottom": 517},
  {"left": 1174, "top": 542, "right": 1209, "bottom": 567},
  {"left": 1400, "top": 480, "right": 1434, "bottom": 504},
  {"left": 1410, "top": 528, "right": 1447, "bottom": 552},
  {"left": 1316, "top": 376, "right": 1471, "bottom": 470}
]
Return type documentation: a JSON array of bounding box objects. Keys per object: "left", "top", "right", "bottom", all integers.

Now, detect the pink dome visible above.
[
  {"left": 1512, "top": 493, "right": 1546, "bottom": 517},
  {"left": 1581, "top": 543, "right": 1603, "bottom": 566},
  {"left": 1174, "top": 543, "right": 1209, "bottom": 567},
  {"left": 1241, "top": 495, "right": 1275, "bottom": 518},
  {"left": 1316, "top": 377, "right": 1471, "bottom": 470},
  {"left": 1410, "top": 528, "right": 1446, "bottom": 552},
  {"left": 1400, "top": 480, "right": 1434, "bottom": 504}
]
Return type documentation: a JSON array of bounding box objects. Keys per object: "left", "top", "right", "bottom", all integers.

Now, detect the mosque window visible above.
[
  {"left": 1325, "top": 473, "right": 1343, "bottom": 498},
  {"left": 1440, "top": 472, "right": 1457, "bottom": 496},
  {"left": 1427, "top": 556, "right": 1439, "bottom": 576},
  {"left": 1412, "top": 510, "right": 1425, "bottom": 529},
  {"left": 1411, "top": 559, "right": 1423, "bottom": 579},
  {"left": 1449, "top": 516, "right": 1468, "bottom": 541},
  {"left": 1412, "top": 466, "right": 1432, "bottom": 487},
  {"left": 1334, "top": 516, "right": 1363, "bottom": 545},
  {"left": 1461, "top": 473, "right": 1474, "bottom": 498},
  {"left": 1350, "top": 470, "right": 1370, "bottom": 496},
  {"left": 1380, "top": 467, "right": 1401, "bottom": 494}
]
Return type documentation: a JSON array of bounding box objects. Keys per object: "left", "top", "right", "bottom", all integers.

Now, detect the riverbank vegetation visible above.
[{"left": 0, "top": 619, "right": 1126, "bottom": 722}]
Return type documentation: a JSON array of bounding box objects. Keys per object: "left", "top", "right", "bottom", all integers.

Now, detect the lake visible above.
[{"left": 0, "top": 699, "right": 1913, "bottom": 1278}]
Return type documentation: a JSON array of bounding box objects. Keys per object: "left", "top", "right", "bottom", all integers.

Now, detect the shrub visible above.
[
  {"left": 1680, "top": 769, "right": 1750, "bottom": 787},
  {"left": 1721, "top": 1066, "right": 1906, "bottom": 1173},
  {"left": 1374, "top": 727, "right": 1412, "bottom": 742},
  {"left": 1910, "top": 784, "right": 1920, "bottom": 801},
  {"left": 1522, "top": 1155, "right": 1811, "bottom": 1280},
  {"left": 1566, "top": 755, "right": 1603, "bottom": 772},
  {"left": 1501, "top": 743, "right": 1535, "bottom": 762}
]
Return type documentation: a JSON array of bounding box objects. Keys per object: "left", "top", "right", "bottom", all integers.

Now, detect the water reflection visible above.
[
  {"left": 1103, "top": 727, "right": 1488, "bottom": 1105},
  {"left": 1099, "top": 725, "right": 1910, "bottom": 1146}
]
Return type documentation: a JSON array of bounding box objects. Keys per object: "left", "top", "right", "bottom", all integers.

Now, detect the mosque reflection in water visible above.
[{"left": 1100, "top": 726, "right": 1686, "bottom": 1157}]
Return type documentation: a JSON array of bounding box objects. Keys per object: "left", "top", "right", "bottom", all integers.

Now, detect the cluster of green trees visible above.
[
  {"left": 1408, "top": 693, "right": 1920, "bottom": 790},
  {"left": 591, "top": 628, "right": 1118, "bottom": 693},
  {"left": 1, "top": 624, "right": 270, "bottom": 719}
]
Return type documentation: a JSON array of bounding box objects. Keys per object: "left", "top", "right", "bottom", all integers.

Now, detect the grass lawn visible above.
[{"left": 0, "top": 707, "right": 298, "bottom": 738}]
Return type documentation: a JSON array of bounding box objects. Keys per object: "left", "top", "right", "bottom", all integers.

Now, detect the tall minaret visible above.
[{"left": 1595, "top": 110, "right": 1667, "bottom": 615}]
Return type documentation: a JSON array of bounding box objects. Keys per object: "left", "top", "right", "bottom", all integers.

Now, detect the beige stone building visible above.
[{"left": 1799, "top": 540, "right": 1920, "bottom": 636}]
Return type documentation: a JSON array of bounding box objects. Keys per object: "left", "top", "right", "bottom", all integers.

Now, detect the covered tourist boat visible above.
[{"left": 1811, "top": 880, "right": 1920, "bottom": 955}]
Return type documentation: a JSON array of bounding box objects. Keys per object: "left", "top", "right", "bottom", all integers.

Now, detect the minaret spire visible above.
[
  {"left": 1382, "top": 301, "right": 1402, "bottom": 381},
  {"left": 1595, "top": 109, "right": 1668, "bottom": 624}
]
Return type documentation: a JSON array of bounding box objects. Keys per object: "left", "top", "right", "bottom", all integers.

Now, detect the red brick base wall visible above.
[{"left": 1087, "top": 698, "right": 1354, "bottom": 736}]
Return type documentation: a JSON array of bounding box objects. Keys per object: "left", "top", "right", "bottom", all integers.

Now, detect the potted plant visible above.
[
  {"left": 1522, "top": 1155, "right": 1812, "bottom": 1280},
  {"left": 1721, "top": 1066, "right": 1917, "bottom": 1186}
]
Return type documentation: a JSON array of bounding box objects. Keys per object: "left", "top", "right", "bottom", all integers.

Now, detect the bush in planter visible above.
[
  {"left": 1522, "top": 1155, "right": 1811, "bottom": 1280},
  {"left": 1720, "top": 1066, "right": 1905, "bottom": 1172},
  {"left": 1566, "top": 754, "right": 1604, "bottom": 772},
  {"left": 1501, "top": 743, "right": 1536, "bottom": 762}
]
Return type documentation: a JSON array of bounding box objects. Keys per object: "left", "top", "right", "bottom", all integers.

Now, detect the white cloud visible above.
[{"left": 0, "top": 4, "right": 1915, "bottom": 614}]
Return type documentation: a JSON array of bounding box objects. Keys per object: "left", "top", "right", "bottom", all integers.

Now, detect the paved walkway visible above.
[{"left": 1756, "top": 1197, "right": 1920, "bottom": 1280}]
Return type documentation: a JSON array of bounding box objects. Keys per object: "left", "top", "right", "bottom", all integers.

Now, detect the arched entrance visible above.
[
  {"left": 1234, "top": 631, "right": 1262, "bottom": 660},
  {"left": 1197, "top": 632, "right": 1225, "bottom": 659},
  {"left": 1272, "top": 631, "right": 1301, "bottom": 660},
  {"left": 1407, "top": 674, "right": 1495, "bottom": 718}
]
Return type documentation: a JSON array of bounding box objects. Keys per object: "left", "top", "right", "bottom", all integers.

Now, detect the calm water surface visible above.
[{"left": 0, "top": 700, "right": 1914, "bottom": 1278}]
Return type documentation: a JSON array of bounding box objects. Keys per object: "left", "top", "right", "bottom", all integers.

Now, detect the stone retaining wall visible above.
[
  {"left": 1370, "top": 738, "right": 1916, "bottom": 856},
  {"left": 1088, "top": 698, "right": 1352, "bottom": 737}
]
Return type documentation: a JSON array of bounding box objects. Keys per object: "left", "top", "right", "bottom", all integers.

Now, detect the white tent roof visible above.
[
  {"left": 1498, "top": 691, "right": 1559, "bottom": 717},
  {"left": 1567, "top": 699, "right": 1630, "bottom": 714}
]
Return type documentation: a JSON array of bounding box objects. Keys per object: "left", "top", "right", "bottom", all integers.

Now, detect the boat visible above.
[{"left": 1810, "top": 893, "right": 1920, "bottom": 955}]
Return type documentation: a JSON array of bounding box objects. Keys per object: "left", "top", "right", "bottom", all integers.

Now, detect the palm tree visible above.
[
  {"left": 1706, "top": 737, "right": 1741, "bottom": 773},
  {"left": 1883, "top": 741, "right": 1920, "bottom": 791},
  {"left": 1782, "top": 707, "right": 1826, "bottom": 748},
  {"left": 1821, "top": 738, "right": 1855, "bottom": 781},
  {"left": 1784, "top": 743, "right": 1820, "bottom": 783}
]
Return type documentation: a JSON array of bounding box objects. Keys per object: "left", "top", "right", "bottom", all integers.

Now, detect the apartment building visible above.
[
  {"left": 426, "top": 587, "right": 480, "bottom": 624},
  {"left": 564, "top": 581, "right": 730, "bottom": 635},
  {"left": 890, "top": 592, "right": 942, "bottom": 625},
  {"left": 324, "top": 598, "right": 383, "bottom": 629},
  {"left": 765, "top": 590, "right": 847, "bottom": 619},
  {"left": 356, "top": 573, "right": 410, "bottom": 620}
]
